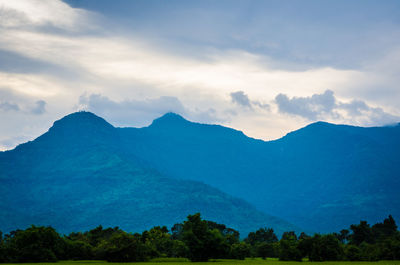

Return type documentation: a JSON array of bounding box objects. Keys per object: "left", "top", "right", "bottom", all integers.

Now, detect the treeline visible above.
[{"left": 0, "top": 213, "right": 399, "bottom": 262}]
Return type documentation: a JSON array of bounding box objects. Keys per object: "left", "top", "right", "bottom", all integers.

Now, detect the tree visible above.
[
  {"left": 335, "top": 229, "right": 350, "bottom": 244},
  {"left": 182, "top": 213, "right": 212, "bottom": 261},
  {"left": 3, "top": 226, "right": 64, "bottom": 262},
  {"left": 142, "top": 226, "right": 172, "bottom": 257},
  {"left": 0, "top": 213, "right": 398, "bottom": 262},
  {"left": 256, "top": 242, "right": 276, "bottom": 259},
  {"left": 102, "top": 232, "right": 150, "bottom": 262},
  {"left": 359, "top": 242, "right": 380, "bottom": 261},
  {"left": 84, "top": 225, "right": 122, "bottom": 247},
  {"left": 182, "top": 213, "right": 229, "bottom": 261},
  {"left": 377, "top": 237, "right": 400, "bottom": 260},
  {"left": 372, "top": 215, "right": 398, "bottom": 240},
  {"left": 281, "top": 231, "right": 297, "bottom": 241},
  {"left": 216, "top": 227, "right": 240, "bottom": 245},
  {"left": 0, "top": 231, "right": 5, "bottom": 262},
  {"left": 169, "top": 240, "right": 188, "bottom": 257},
  {"left": 309, "top": 234, "right": 343, "bottom": 261},
  {"left": 246, "top": 228, "right": 278, "bottom": 245},
  {"left": 230, "top": 242, "right": 251, "bottom": 260},
  {"left": 171, "top": 223, "right": 184, "bottom": 240},
  {"left": 349, "top": 221, "right": 374, "bottom": 245},
  {"left": 344, "top": 244, "right": 361, "bottom": 261},
  {"left": 64, "top": 239, "right": 93, "bottom": 260},
  {"left": 279, "top": 236, "right": 302, "bottom": 261},
  {"left": 206, "top": 221, "right": 240, "bottom": 246},
  {"left": 298, "top": 232, "right": 313, "bottom": 258}
]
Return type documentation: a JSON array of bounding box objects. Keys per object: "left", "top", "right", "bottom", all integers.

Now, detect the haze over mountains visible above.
[
  {"left": 0, "top": 112, "right": 295, "bottom": 236},
  {"left": 120, "top": 112, "right": 400, "bottom": 232},
  {"left": 1, "top": 111, "right": 399, "bottom": 235}
]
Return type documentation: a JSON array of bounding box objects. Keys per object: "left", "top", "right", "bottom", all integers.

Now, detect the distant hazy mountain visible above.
[
  {"left": 1, "top": 112, "right": 399, "bottom": 234},
  {"left": 0, "top": 112, "right": 296, "bottom": 236},
  {"left": 120, "top": 113, "right": 400, "bottom": 232}
]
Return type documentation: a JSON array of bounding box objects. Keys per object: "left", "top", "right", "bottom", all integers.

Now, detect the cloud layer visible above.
[
  {"left": 230, "top": 91, "right": 270, "bottom": 111},
  {"left": 0, "top": 101, "right": 19, "bottom": 112},
  {"left": 78, "top": 93, "right": 222, "bottom": 127},
  {"left": 0, "top": 0, "right": 399, "bottom": 150},
  {"left": 275, "top": 90, "right": 399, "bottom": 126},
  {"left": 231, "top": 91, "right": 252, "bottom": 108}
]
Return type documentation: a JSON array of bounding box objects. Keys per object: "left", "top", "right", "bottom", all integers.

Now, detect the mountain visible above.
[
  {"left": 0, "top": 112, "right": 296, "bottom": 236},
  {"left": 1, "top": 111, "right": 399, "bottom": 234},
  {"left": 119, "top": 114, "right": 400, "bottom": 232}
]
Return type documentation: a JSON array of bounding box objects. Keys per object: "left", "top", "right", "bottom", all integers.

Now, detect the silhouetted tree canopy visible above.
[{"left": 0, "top": 214, "right": 399, "bottom": 262}]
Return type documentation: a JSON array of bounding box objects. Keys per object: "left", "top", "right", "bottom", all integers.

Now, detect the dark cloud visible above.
[
  {"left": 31, "top": 100, "right": 46, "bottom": 115},
  {"left": 64, "top": 0, "right": 400, "bottom": 69},
  {"left": 230, "top": 91, "right": 270, "bottom": 111},
  {"left": 0, "top": 89, "right": 47, "bottom": 115},
  {"left": 252, "top": 101, "right": 270, "bottom": 111},
  {"left": 275, "top": 90, "right": 336, "bottom": 120},
  {"left": 339, "top": 100, "right": 399, "bottom": 125},
  {"left": 275, "top": 90, "right": 399, "bottom": 125},
  {"left": 339, "top": 100, "right": 370, "bottom": 116},
  {"left": 78, "top": 93, "right": 222, "bottom": 127},
  {"left": 0, "top": 50, "right": 62, "bottom": 74},
  {"left": 0, "top": 101, "right": 19, "bottom": 112},
  {"left": 230, "top": 91, "right": 252, "bottom": 108}
]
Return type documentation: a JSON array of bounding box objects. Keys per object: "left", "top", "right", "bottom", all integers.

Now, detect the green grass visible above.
[{"left": 2, "top": 259, "right": 400, "bottom": 265}]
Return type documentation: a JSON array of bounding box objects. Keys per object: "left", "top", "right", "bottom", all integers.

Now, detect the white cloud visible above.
[
  {"left": 275, "top": 90, "right": 400, "bottom": 126},
  {"left": 0, "top": 72, "right": 66, "bottom": 97},
  {"left": 230, "top": 91, "right": 252, "bottom": 108},
  {"left": 0, "top": 101, "right": 19, "bottom": 112},
  {"left": 0, "top": 0, "right": 399, "bottom": 150},
  {"left": 275, "top": 90, "right": 337, "bottom": 120},
  {"left": 230, "top": 90, "right": 270, "bottom": 111},
  {"left": 0, "top": 0, "right": 92, "bottom": 30},
  {"left": 0, "top": 19, "right": 364, "bottom": 102},
  {"left": 78, "top": 93, "right": 223, "bottom": 127},
  {"left": 30, "top": 99, "right": 46, "bottom": 114}
]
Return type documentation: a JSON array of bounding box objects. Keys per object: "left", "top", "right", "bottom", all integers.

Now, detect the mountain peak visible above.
[
  {"left": 49, "top": 111, "right": 114, "bottom": 134},
  {"left": 149, "top": 112, "right": 189, "bottom": 128},
  {"left": 159, "top": 112, "right": 186, "bottom": 121},
  {"left": 307, "top": 121, "right": 334, "bottom": 127}
]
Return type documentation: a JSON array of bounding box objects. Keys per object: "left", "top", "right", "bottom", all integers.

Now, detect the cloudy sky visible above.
[{"left": 0, "top": 0, "right": 400, "bottom": 150}]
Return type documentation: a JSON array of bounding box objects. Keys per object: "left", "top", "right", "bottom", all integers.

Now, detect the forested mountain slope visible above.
[
  {"left": 118, "top": 113, "right": 400, "bottom": 232},
  {"left": 0, "top": 112, "right": 296, "bottom": 236}
]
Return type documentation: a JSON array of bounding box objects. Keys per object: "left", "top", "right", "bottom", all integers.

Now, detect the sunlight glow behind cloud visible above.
[{"left": 0, "top": 0, "right": 399, "bottom": 150}]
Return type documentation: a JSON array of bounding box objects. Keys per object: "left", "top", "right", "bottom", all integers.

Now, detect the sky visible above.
[{"left": 0, "top": 0, "right": 400, "bottom": 150}]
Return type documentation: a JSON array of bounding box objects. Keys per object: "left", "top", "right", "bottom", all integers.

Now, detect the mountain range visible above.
[
  {"left": 0, "top": 112, "right": 295, "bottom": 236},
  {"left": 1, "top": 111, "right": 399, "bottom": 235}
]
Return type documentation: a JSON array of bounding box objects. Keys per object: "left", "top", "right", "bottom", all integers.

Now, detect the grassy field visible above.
[{"left": 2, "top": 259, "right": 400, "bottom": 265}]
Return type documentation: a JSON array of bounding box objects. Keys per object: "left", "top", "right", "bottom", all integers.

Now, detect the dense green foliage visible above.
[
  {"left": 3, "top": 259, "right": 400, "bottom": 265},
  {"left": 0, "top": 214, "right": 399, "bottom": 262}
]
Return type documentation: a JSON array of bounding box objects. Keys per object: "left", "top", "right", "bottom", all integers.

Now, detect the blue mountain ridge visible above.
[
  {"left": 117, "top": 112, "right": 400, "bottom": 232},
  {"left": 0, "top": 112, "right": 297, "bottom": 237},
  {"left": 1, "top": 111, "right": 399, "bottom": 234}
]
